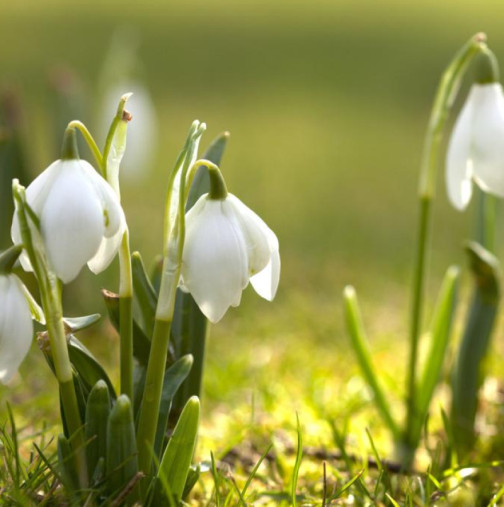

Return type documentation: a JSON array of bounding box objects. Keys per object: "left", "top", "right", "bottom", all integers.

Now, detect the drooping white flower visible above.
[
  {"left": 180, "top": 193, "right": 280, "bottom": 323},
  {"left": 446, "top": 82, "right": 504, "bottom": 210},
  {"left": 0, "top": 274, "right": 33, "bottom": 384},
  {"left": 11, "top": 158, "right": 126, "bottom": 283}
]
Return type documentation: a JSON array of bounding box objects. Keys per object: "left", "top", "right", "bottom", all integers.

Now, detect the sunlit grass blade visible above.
[
  {"left": 343, "top": 285, "right": 399, "bottom": 439},
  {"left": 154, "top": 396, "right": 200, "bottom": 504},
  {"left": 241, "top": 444, "right": 273, "bottom": 501},
  {"left": 290, "top": 414, "right": 303, "bottom": 506},
  {"left": 451, "top": 242, "right": 500, "bottom": 454},
  {"left": 411, "top": 266, "right": 460, "bottom": 449}
]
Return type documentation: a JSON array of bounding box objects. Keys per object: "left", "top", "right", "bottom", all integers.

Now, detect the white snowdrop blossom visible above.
[
  {"left": 180, "top": 193, "right": 280, "bottom": 323},
  {"left": 446, "top": 83, "right": 504, "bottom": 210},
  {"left": 11, "top": 159, "right": 126, "bottom": 283},
  {"left": 0, "top": 274, "right": 33, "bottom": 384}
]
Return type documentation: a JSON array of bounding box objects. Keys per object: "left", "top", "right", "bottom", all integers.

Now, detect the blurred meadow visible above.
[{"left": 3, "top": 0, "right": 504, "bottom": 501}]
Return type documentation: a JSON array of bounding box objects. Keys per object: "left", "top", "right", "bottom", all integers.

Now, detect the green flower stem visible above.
[
  {"left": 119, "top": 229, "right": 133, "bottom": 400},
  {"left": 66, "top": 121, "right": 103, "bottom": 170},
  {"left": 12, "top": 182, "right": 88, "bottom": 487},
  {"left": 406, "top": 33, "right": 487, "bottom": 453},
  {"left": 476, "top": 189, "right": 497, "bottom": 252},
  {"left": 136, "top": 317, "right": 174, "bottom": 477},
  {"left": 188, "top": 159, "right": 228, "bottom": 200},
  {"left": 136, "top": 124, "right": 205, "bottom": 485}
]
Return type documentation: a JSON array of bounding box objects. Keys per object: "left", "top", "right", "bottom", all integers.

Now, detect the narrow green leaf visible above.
[
  {"left": 131, "top": 251, "right": 157, "bottom": 338},
  {"left": 412, "top": 266, "right": 460, "bottom": 446},
  {"left": 241, "top": 444, "right": 272, "bottom": 500},
  {"left": 343, "top": 286, "right": 399, "bottom": 439},
  {"left": 182, "top": 464, "right": 201, "bottom": 501},
  {"left": 85, "top": 380, "right": 111, "bottom": 481},
  {"left": 155, "top": 396, "right": 200, "bottom": 504},
  {"left": 106, "top": 395, "right": 139, "bottom": 499},
  {"left": 451, "top": 242, "right": 501, "bottom": 453},
  {"left": 154, "top": 355, "right": 194, "bottom": 458},
  {"left": 68, "top": 335, "right": 116, "bottom": 400}
]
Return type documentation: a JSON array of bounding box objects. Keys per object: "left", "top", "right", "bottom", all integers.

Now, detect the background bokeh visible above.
[{"left": 2, "top": 0, "right": 504, "bottom": 446}]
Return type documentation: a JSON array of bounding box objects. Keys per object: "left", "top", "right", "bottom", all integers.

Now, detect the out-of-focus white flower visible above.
[
  {"left": 446, "top": 83, "right": 504, "bottom": 210},
  {"left": 180, "top": 193, "right": 280, "bottom": 323},
  {"left": 0, "top": 274, "right": 33, "bottom": 384},
  {"left": 11, "top": 158, "right": 126, "bottom": 283}
]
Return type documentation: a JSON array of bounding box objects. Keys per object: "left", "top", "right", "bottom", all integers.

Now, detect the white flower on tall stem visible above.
[
  {"left": 446, "top": 51, "right": 504, "bottom": 210},
  {"left": 11, "top": 129, "right": 126, "bottom": 283},
  {"left": 180, "top": 166, "right": 280, "bottom": 323}
]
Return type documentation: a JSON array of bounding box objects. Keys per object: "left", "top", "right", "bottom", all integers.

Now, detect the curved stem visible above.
[
  {"left": 66, "top": 120, "right": 103, "bottom": 171},
  {"left": 405, "top": 34, "right": 486, "bottom": 454}
]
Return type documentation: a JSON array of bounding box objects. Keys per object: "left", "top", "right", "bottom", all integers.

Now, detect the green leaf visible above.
[
  {"left": 154, "top": 396, "right": 200, "bottom": 504},
  {"left": 68, "top": 335, "right": 116, "bottom": 400},
  {"left": 343, "top": 286, "right": 399, "bottom": 439},
  {"left": 85, "top": 380, "right": 111, "bottom": 481},
  {"left": 154, "top": 355, "right": 194, "bottom": 458},
  {"left": 413, "top": 266, "right": 460, "bottom": 447},
  {"left": 131, "top": 251, "right": 158, "bottom": 338},
  {"left": 106, "top": 395, "right": 139, "bottom": 499},
  {"left": 63, "top": 314, "right": 101, "bottom": 333},
  {"left": 451, "top": 242, "right": 501, "bottom": 453},
  {"left": 57, "top": 434, "right": 80, "bottom": 495},
  {"left": 102, "top": 288, "right": 151, "bottom": 365}
]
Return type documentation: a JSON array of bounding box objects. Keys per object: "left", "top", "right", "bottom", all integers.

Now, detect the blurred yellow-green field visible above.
[{"left": 2, "top": 0, "right": 504, "bottom": 478}]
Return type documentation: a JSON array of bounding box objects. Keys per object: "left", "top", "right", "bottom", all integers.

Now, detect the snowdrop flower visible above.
[
  {"left": 446, "top": 51, "right": 504, "bottom": 210},
  {"left": 0, "top": 274, "right": 33, "bottom": 384},
  {"left": 11, "top": 129, "right": 126, "bottom": 283},
  {"left": 181, "top": 184, "right": 280, "bottom": 323}
]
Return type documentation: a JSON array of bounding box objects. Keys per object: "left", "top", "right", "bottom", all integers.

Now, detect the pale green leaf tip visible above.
[{"left": 343, "top": 285, "right": 356, "bottom": 299}]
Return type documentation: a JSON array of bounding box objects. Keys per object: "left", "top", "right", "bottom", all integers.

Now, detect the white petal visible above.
[
  {"left": 251, "top": 241, "right": 281, "bottom": 301},
  {"left": 11, "top": 161, "right": 62, "bottom": 273},
  {"left": 87, "top": 227, "right": 124, "bottom": 274},
  {"left": 79, "top": 160, "right": 125, "bottom": 238},
  {"left": 469, "top": 84, "right": 504, "bottom": 197},
  {"left": 225, "top": 194, "right": 273, "bottom": 275},
  {"left": 0, "top": 276, "right": 33, "bottom": 384},
  {"left": 40, "top": 162, "right": 104, "bottom": 283},
  {"left": 182, "top": 197, "right": 248, "bottom": 323},
  {"left": 446, "top": 87, "right": 474, "bottom": 210}
]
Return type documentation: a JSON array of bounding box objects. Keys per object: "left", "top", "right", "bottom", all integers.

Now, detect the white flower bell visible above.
[
  {"left": 0, "top": 246, "right": 34, "bottom": 384},
  {"left": 11, "top": 129, "right": 126, "bottom": 283},
  {"left": 446, "top": 51, "right": 504, "bottom": 210},
  {"left": 180, "top": 169, "right": 280, "bottom": 323}
]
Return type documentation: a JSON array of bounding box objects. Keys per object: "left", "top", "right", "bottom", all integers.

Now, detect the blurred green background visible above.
[{"left": 1, "top": 0, "right": 504, "bottom": 443}]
